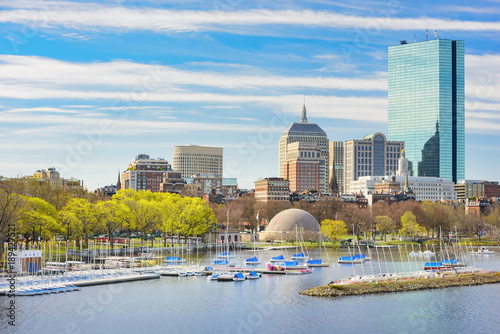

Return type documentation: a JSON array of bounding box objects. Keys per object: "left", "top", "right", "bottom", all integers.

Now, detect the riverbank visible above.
[{"left": 300, "top": 272, "right": 500, "bottom": 297}]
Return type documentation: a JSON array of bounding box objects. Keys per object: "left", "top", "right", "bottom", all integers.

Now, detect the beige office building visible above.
[{"left": 173, "top": 145, "right": 223, "bottom": 178}]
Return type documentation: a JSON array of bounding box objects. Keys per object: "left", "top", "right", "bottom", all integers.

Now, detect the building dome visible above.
[{"left": 267, "top": 209, "right": 319, "bottom": 232}]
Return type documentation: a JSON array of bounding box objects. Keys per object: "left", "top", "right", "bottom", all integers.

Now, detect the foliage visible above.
[
  {"left": 399, "top": 211, "right": 426, "bottom": 238},
  {"left": 321, "top": 219, "right": 348, "bottom": 243}
]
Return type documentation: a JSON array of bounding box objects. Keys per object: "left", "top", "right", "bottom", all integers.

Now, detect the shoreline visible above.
[{"left": 300, "top": 272, "right": 500, "bottom": 297}]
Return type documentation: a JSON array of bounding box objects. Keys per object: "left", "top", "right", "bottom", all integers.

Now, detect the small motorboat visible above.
[
  {"left": 470, "top": 247, "right": 494, "bottom": 255},
  {"left": 232, "top": 272, "right": 245, "bottom": 281},
  {"left": 245, "top": 271, "right": 261, "bottom": 280}
]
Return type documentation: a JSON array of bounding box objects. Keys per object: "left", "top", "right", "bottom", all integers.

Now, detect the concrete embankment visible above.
[{"left": 300, "top": 272, "right": 500, "bottom": 297}]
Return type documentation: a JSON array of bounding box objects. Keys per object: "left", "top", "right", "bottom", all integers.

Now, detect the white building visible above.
[{"left": 173, "top": 145, "right": 223, "bottom": 178}]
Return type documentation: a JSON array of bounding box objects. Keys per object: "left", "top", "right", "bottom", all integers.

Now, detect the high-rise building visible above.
[
  {"left": 388, "top": 39, "right": 465, "bottom": 183},
  {"left": 344, "top": 133, "right": 404, "bottom": 193},
  {"left": 329, "top": 141, "right": 344, "bottom": 194},
  {"left": 121, "top": 154, "right": 172, "bottom": 192},
  {"left": 279, "top": 105, "right": 329, "bottom": 193},
  {"left": 173, "top": 145, "right": 223, "bottom": 178},
  {"left": 283, "top": 142, "right": 322, "bottom": 193}
]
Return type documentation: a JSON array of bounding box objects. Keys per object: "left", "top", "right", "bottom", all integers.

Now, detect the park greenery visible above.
[{"left": 1, "top": 178, "right": 500, "bottom": 261}]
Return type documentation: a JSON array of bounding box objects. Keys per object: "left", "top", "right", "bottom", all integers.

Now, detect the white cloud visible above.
[{"left": 1, "top": 7, "right": 500, "bottom": 33}]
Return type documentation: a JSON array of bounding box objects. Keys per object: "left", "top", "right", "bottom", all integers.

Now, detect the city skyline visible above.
[{"left": 0, "top": 0, "right": 499, "bottom": 190}]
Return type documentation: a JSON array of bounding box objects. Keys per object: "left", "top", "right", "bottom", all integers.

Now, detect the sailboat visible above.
[
  {"left": 245, "top": 228, "right": 261, "bottom": 265},
  {"left": 307, "top": 231, "right": 331, "bottom": 267},
  {"left": 290, "top": 226, "right": 309, "bottom": 260}
]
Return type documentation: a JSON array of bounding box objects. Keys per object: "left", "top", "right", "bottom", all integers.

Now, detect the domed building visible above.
[{"left": 266, "top": 208, "right": 320, "bottom": 232}]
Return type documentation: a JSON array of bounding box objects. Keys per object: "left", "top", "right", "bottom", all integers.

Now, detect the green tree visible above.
[
  {"left": 321, "top": 219, "right": 348, "bottom": 244},
  {"left": 399, "top": 211, "right": 426, "bottom": 239},
  {"left": 62, "top": 198, "right": 95, "bottom": 248},
  {"left": 17, "top": 196, "right": 61, "bottom": 244},
  {"left": 374, "top": 215, "right": 393, "bottom": 241}
]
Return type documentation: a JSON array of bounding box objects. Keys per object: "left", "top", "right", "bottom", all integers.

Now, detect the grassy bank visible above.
[{"left": 300, "top": 272, "right": 500, "bottom": 298}]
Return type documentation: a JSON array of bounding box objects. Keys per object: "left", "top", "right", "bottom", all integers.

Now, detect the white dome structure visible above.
[{"left": 266, "top": 209, "right": 319, "bottom": 232}]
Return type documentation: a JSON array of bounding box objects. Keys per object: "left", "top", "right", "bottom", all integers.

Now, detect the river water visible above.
[{"left": 1, "top": 246, "right": 500, "bottom": 334}]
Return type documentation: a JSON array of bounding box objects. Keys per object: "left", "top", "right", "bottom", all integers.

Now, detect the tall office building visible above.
[
  {"left": 388, "top": 39, "right": 465, "bottom": 183},
  {"left": 283, "top": 142, "right": 322, "bottom": 193},
  {"left": 279, "top": 105, "right": 329, "bottom": 193},
  {"left": 344, "top": 133, "right": 404, "bottom": 193},
  {"left": 173, "top": 145, "right": 223, "bottom": 178},
  {"left": 328, "top": 141, "right": 344, "bottom": 194}
]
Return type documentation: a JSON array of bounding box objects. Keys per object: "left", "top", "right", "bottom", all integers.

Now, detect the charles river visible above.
[{"left": 2, "top": 247, "right": 500, "bottom": 334}]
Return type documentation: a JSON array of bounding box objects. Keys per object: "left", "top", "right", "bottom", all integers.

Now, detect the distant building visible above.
[
  {"left": 184, "top": 174, "right": 237, "bottom": 197},
  {"left": 31, "top": 167, "right": 83, "bottom": 190},
  {"left": 159, "top": 171, "right": 186, "bottom": 194},
  {"left": 121, "top": 154, "right": 173, "bottom": 192},
  {"left": 455, "top": 180, "right": 500, "bottom": 201},
  {"left": 344, "top": 133, "right": 404, "bottom": 193},
  {"left": 329, "top": 141, "right": 344, "bottom": 194},
  {"left": 283, "top": 142, "right": 321, "bottom": 193},
  {"left": 254, "top": 177, "right": 290, "bottom": 201},
  {"left": 173, "top": 145, "right": 223, "bottom": 178},
  {"left": 95, "top": 184, "right": 117, "bottom": 197},
  {"left": 279, "top": 105, "right": 329, "bottom": 193}
]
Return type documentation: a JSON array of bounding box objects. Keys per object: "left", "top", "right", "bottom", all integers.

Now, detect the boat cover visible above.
[
  {"left": 214, "top": 259, "right": 229, "bottom": 265},
  {"left": 249, "top": 271, "right": 258, "bottom": 276},
  {"left": 425, "top": 262, "right": 442, "bottom": 267},
  {"left": 307, "top": 259, "right": 322, "bottom": 264},
  {"left": 204, "top": 266, "right": 214, "bottom": 271},
  {"left": 353, "top": 254, "right": 366, "bottom": 259},
  {"left": 272, "top": 255, "right": 285, "bottom": 260},
  {"left": 280, "top": 261, "right": 298, "bottom": 266},
  {"left": 292, "top": 252, "right": 305, "bottom": 257},
  {"left": 442, "top": 259, "right": 458, "bottom": 265},
  {"left": 219, "top": 252, "right": 230, "bottom": 256},
  {"left": 246, "top": 256, "right": 259, "bottom": 262},
  {"left": 339, "top": 256, "right": 354, "bottom": 261},
  {"left": 166, "top": 257, "right": 181, "bottom": 261},
  {"left": 234, "top": 272, "right": 245, "bottom": 279}
]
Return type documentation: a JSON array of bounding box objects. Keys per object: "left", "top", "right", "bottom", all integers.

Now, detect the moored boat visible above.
[{"left": 470, "top": 247, "right": 494, "bottom": 255}]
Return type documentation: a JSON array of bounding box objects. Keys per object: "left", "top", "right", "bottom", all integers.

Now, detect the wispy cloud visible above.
[{"left": 1, "top": 7, "right": 500, "bottom": 33}]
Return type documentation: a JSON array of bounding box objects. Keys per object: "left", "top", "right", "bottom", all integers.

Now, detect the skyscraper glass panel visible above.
[{"left": 388, "top": 39, "right": 465, "bottom": 183}]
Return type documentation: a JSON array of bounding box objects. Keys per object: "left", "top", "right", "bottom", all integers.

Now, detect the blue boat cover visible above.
[
  {"left": 219, "top": 252, "right": 230, "bottom": 256},
  {"left": 204, "top": 266, "right": 214, "bottom": 271},
  {"left": 280, "top": 261, "right": 298, "bottom": 266},
  {"left": 353, "top": 254, "right": 366, "bottom": 259},
  {"left": 292, "top": 252, "right": 305, "bottom": 257},
  {"left": 339, "top": 256, "right": 354, "bottom": 261},
  {"left": 307, "top": 259, "right": 322, "bottom": 264},
  {"left": 214, "top": 259, "right": 229, "bottom": 265},
  {"left": 425, "top": 262, "right": 442, "bottom": 267},
  {"left": 442, "top": 259, "right": 458, "bottom": 265},
  {"left": 246, "top": 256, "right": 258, "bottom": 262},
  {"left": 234, "top": 272, "right": 245, "bottom": 279},
  {"left": 166, "top": 257, "right": 181, "bottom": 261},
  {"left": 272, "top": 255, "right": 285, "bottom": 260},
  {"left": 249, "top": 271, "right": 258, "bottom": 276}
]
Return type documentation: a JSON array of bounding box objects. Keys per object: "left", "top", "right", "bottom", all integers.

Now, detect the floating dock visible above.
[{"left": 71, "top": 273, "right": 160, "bottom": 287}]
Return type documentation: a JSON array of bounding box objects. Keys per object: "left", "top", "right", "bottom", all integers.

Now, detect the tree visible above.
[
  {"left": 0, "top": 180, "right": 26, "bottom": 252},
  {"left": 399, "top": 211, "right": 426, "bottom": 239},
  {"left": 17, "top": 196, "right": 61, "bottom": 244},
  {"left": 321, "top": 219, "right": 347, "bottom": 244},
  {"left": 62, "top": 198, "right": 95, "bottom": 248},
  {"left": 374, "top": 215, "right": 393, "bottom": 241}
]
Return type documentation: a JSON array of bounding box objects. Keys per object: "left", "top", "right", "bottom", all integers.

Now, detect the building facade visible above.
[
  {"left": 279, "top": 105, "right": 329, "bottom": 193},
  {"left": 254, "top": 177, "right": 290, "bottom": 201},
  {"left": 121, "top": 154, "right": 172, "bottom": 192},
  {"left": 329, "top": 141, "right": 344, "bottom": 194},
  {"left": 283, "top": 142, "right": 321, "bottom": 193},
  {"left": 32, "top": 167, "right": 83, "bottom": 190},
  {"left": 184, "top": 174, "right": 237, "bottom": 197},
  {"left": 388, "top": 39, "right": 465, "bottom": 183},
  {"left": 455, "top": 180, "right": 500, "bottom": 201},
  {"left": 173, "top": 145, "right": 223, "bottom": 178},
  {"left": 349, "top": 175, "right": 456, "bottom": 202},
  {"left": 344, "top": 133, "right": 404, "bottom": 193}
]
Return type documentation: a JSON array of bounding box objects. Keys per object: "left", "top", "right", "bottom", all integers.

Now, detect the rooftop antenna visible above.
[
  {"left": 434, "top": 29, "right": 437, "bottom": 39},
  {"left": 425, "top": 29, "right": 428, "bottom": 41}
]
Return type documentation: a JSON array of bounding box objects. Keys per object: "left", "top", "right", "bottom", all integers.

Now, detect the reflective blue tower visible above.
[{"left": 388, "top": 39, "right": 464, "bottom": 183}]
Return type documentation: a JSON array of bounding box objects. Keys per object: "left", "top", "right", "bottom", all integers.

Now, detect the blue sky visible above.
[{"left": 0, "top": 0, "right": 499, "bottom": 190}]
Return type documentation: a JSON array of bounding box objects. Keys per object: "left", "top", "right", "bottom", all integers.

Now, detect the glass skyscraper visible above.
[{"left": 388, "top": 39, "right": 464, "bottom": 183}]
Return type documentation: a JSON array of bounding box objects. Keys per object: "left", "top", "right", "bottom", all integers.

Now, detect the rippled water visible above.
[{"left": 2, "top": 247, "right": 500, "bottom": 333}]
